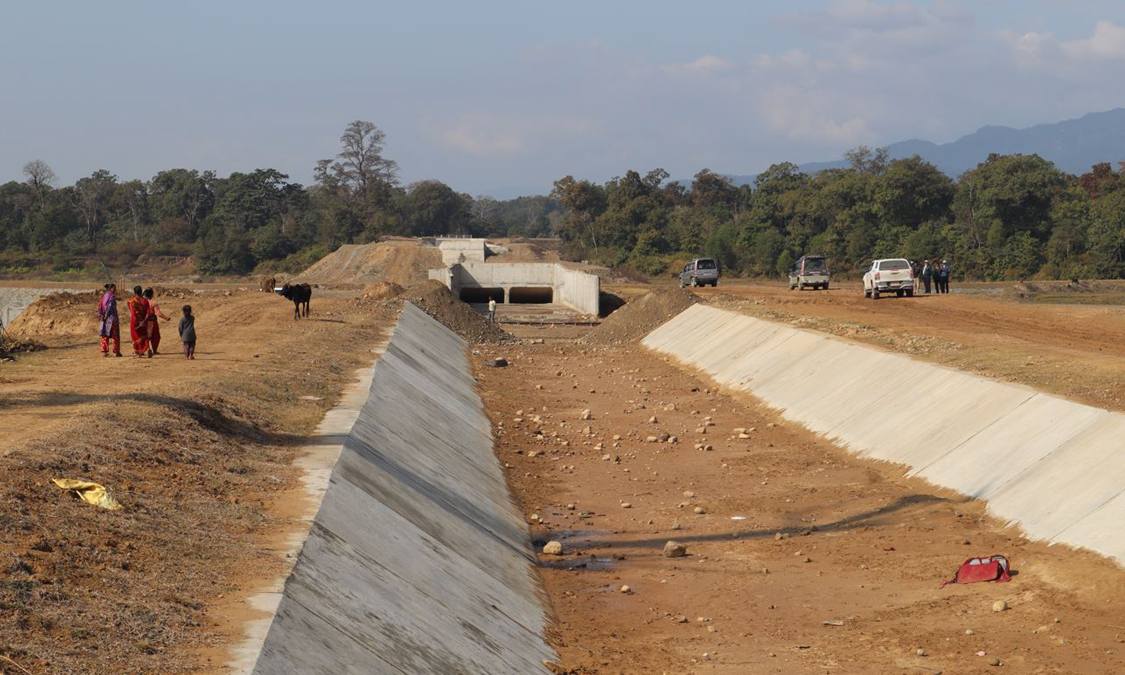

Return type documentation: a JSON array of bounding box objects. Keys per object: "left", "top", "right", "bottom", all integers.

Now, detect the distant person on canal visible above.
[
  {"left": 97, "top": 283, "right": 122, "bottom": 357},
  {"left": 128, "top": 285, "right": 153, "bottom": 358},
  {"left": 178, "top": 305, "right": 196, "bottom": 360},
  {"left": 143, "top": 288, "right": 171, "bottom": 355},
  {"left": 488, "top": 296, "right": 497, "bottom": 323}
]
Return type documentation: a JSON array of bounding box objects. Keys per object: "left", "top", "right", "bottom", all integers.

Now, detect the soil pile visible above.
[
  {"left": 361, "top": 281, "right": 405, "bottom": 301},
  {"left": 8, "top": 291, "right": 101, "bottom": 341},
  {"left": 584, "top": 288, "right": 698, "bottom": 344},
  {"left": 299, "top": 240, "right": 442, "bottom": 286},
  {"left": 398, "top": 280, "right": 511, "bottom": 344}
]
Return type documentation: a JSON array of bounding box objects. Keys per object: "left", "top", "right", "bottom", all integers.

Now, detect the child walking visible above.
[{"left": 178, "top": 305, "right": 196, "bottom": 359}]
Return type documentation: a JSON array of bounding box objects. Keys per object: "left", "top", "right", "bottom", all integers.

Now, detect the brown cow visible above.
[{"left": 260, "top": 276, "right": 276, "bottom": 292}]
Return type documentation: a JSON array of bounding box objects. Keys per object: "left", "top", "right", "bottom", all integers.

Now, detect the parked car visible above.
[
  {"left": 679, "top": 258, "right": 719, "bottom": 287},
  {"left": 788, "top": 255, "right": 830, "bottom": 290},
  {"left": 863, "top": 258, "right": 914, "bottom": 299}
]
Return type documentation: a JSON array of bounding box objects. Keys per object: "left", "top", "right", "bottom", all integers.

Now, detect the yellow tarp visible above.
[{"left": 52, "top": 478, "right": 121, "bottom": 510}]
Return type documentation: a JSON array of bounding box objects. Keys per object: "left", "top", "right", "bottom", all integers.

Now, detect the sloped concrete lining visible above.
[
  {"left": 643, "top": 303, "right": 1125, "bottom": 565},
  {"left": 251, "top": 303, "right": 554, "bottom": 674}
]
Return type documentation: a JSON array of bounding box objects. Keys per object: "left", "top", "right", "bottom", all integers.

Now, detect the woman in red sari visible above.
[
  {"left": 128, "top": 285, "right": 153, "bottom": 357},
  {"left": 143, "top": 288, "right": 171, "bottom": 354}
]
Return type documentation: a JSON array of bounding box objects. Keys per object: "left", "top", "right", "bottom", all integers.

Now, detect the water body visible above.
[{"left": 0, "top": 287, "right": 84, "bottom": 327}]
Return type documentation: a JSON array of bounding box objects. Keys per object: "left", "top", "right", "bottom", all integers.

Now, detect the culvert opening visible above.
[
  {"left": 460, "top": 287, "right": 504, "bottom": 304},
  {"left": 509, "top": 287, "right": 553, "bottom": 304}
]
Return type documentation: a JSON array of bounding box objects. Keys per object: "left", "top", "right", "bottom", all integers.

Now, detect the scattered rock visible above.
[
  {"left": 693, "top": 506, "right": 705, "bottom": 515},
  {"left": 483, "top": 358, "right": 508, "bottom": 368},
  {"left": 993, "top": 600, "right": 1009, "bottom": 612},
  {"left": 619, "top": 585, "right": 632, "bottom": 594},
  {"left": 988, "top": 656, "right": 1002, "bottom": 667},
  {"left": 542, "top": 541, "right": 564, "bottom": 555},
  {"left": 663, "top": 541, "right": 688, "bottom": 558},
  {"left": 580, "top": 409, "right": 593, "bottom": 420}
]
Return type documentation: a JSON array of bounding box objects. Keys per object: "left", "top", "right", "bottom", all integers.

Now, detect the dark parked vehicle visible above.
[
  {"left": 788, "top": 255, "right": 830, "bottom": 290},
  {"left": 679, "top": 258, "right": 719, "bottom": 287}
]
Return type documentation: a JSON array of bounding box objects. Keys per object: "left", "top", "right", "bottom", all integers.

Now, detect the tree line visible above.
[
  {"left": 0, "top": 121, "right": 560, "bottom": 276},
  {"left": 551, "top": 148, "right": 1125, "bottom": 281},
  {"left": 3, "top": 122, "right": 1125, "bottom": 281}
]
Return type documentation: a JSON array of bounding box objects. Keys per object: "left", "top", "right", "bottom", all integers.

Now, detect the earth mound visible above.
[
  {"left": 361, "top": 281, "right": 405, "bottom": 301},
  {"left": 584, "top": 288, "right": 698, "bottom": 345},
  {"left": 299, "top": 240, "right": 442, "bottom": 286},
  {"left": 8, "top": 291, "right": 102, "bottom": 341},
  {"left": 400, "top": 281, "right": 511, "bottom": 344}
]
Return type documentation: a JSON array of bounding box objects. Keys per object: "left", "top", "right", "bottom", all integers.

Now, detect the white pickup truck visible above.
[{"left": 863, "top": 258, "right": 914, "bottom": 299}]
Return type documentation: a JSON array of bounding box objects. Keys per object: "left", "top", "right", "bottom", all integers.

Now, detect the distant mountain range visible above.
[{"left": 720, "top": 108, "right": 1125, "bottom": 185}]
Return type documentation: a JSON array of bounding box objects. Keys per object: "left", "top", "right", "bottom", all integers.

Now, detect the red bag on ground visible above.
[{"left": 940, "top": 555, "right": 1012, "bottom": 588}]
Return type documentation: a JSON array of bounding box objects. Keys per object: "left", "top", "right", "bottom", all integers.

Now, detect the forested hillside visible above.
[{"left": 3, "top": 122, "right": 1124, "bottom": 281}]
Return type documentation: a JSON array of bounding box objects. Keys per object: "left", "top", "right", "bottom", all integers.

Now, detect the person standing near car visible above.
[
  {"left": 921, "top": 260, "right": 933, "bottom": 294},
  {"left": 911, "top": 261, "right": 922, "bottom": 293}
]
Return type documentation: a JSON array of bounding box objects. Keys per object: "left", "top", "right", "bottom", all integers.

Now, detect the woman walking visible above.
[
  {"left": 128, "top": 285, "right": 153, "bottom": 357},
  {"left": 143, "top": 288, "right": 171, "bottom": 354},
  {"left": 97, "top": 283, "right": 122, "bottom": 357}
]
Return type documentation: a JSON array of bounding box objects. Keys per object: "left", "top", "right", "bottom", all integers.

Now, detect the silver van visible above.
[
  {"left": 679, "top": 258, "right": 719, "bottom": 287},
  {"left": 788, "top": 255, "right": 830, "bottom": 290}
]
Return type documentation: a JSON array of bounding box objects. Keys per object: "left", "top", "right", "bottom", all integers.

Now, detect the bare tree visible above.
[
  {"left": 317, "top": 121, "right": 398, "bottom": 197},
  {"left": 22, "top": 160, "right": 56, "bottom": 193}
]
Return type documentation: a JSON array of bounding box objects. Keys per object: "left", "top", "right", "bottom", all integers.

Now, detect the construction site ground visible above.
[{"left": 5, "top": 271, "right": 1125, "bottom": 673}]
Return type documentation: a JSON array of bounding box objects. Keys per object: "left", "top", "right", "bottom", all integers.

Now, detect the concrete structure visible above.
[
  {"left": 429, "top": 262, "right": 600, "bottom": 316},
  {"left": 251, "top": 303, "right": 554, "bottom": 674},
  {"left": 436, "top": 237, "right": 488, "bottom": 265},
  {"left": 229, "top": 337, "right": 390, "bottom": 673},
  {"left": 644, "top": 303, "right": 1125, "bottom": 565}
]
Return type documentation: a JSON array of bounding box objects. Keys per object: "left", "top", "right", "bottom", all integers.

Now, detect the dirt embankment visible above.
[
  {"left": 298, "top": 240, "right": 442, "bottom": 286},
  {"left": 584, "top": 288, "right": 698, "bottom": 345},
  {"left": 0, "top": 291, "right": 393, "bottom": 674},
  {"left": 400, "top": 281, "right": 511, "bottom": 344}
]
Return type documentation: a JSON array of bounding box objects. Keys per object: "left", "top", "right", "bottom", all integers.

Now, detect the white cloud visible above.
[
  {"left": 1006, "top": 20, "right": 1125, "bottom": 65},
  {"left": 1063, "top": 20, "right": 1125, "bottom": 59},
  {"left": 756, "top": 84, "right": 874, "bottom": 145},
  {"left": 425, "top": 114, "right": 591, "bottom": 158},
  {"left": 662, "top": 54, "right": 732, "bottom": 76}
]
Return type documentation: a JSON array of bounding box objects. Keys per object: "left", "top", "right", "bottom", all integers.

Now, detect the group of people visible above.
[
  {"left": 912, "top": 259, "right": 952, "bottom": 294},
  {"left": 96, "top": 284, "right": 196, "bottom": 359}
]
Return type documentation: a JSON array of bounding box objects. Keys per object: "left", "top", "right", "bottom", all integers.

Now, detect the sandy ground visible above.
[
  {"left": 0, "top": 286, "right": 392, "bottom": 674},
  {"left": 9, "top": 271, "right": 1125, "bottom": 674},
  {"left": 476, "top": 303, "right": 1125, "bottom": 675}
]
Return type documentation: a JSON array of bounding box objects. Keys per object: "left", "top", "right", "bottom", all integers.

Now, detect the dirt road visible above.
[
  {"left": 477, "top": 332, "right": 1125, "bottom": 674},
  {"left": 0, "top": 287, "right": 391, "bottom": 673}
]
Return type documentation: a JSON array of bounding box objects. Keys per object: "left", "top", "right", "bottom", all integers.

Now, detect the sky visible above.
[{"left": 2, "top": 0, "right": 1125, "bottom": 197}]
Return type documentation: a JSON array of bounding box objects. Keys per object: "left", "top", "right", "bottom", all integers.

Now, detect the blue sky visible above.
[{"left": 2, "top": 0, "right": 1124, "bottom": 197}]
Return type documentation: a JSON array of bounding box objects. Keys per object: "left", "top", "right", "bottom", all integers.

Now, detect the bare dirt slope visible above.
[
  {"left": 694, "top": 281, "right": 1125, "bottom": 411},
  {"left": 298, "top": 239, "right": 441, "bottom": 286},
  {"left": 0, "top": 288, "right": 392, "bottom": 674},
  {"left": 476, "top": 337, "right": 1125, "bottom": 675}
]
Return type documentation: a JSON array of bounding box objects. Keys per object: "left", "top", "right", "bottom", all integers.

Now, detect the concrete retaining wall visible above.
[
  {"left": 437, "top": 238, "right": 488, "bottom": 264},
  {"left": 643, "top": 303, "right": 1125, "bottom": 564},
  {"left": 251, "top": 303, "right": 554, "bottom": 674},
  {"left": 429, "top": 262, "right": 600, "bottom": 315},
  {"left": 553, "top": 265, "right": 600, "bottom": 315}
]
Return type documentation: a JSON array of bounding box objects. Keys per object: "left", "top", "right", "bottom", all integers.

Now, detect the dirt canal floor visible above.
[
  {"left": 477, "top": 326, "right": 1125, "bottom": 674},
  {"left": 0, "top": 287, "right": 396, "bottom": 674}
]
